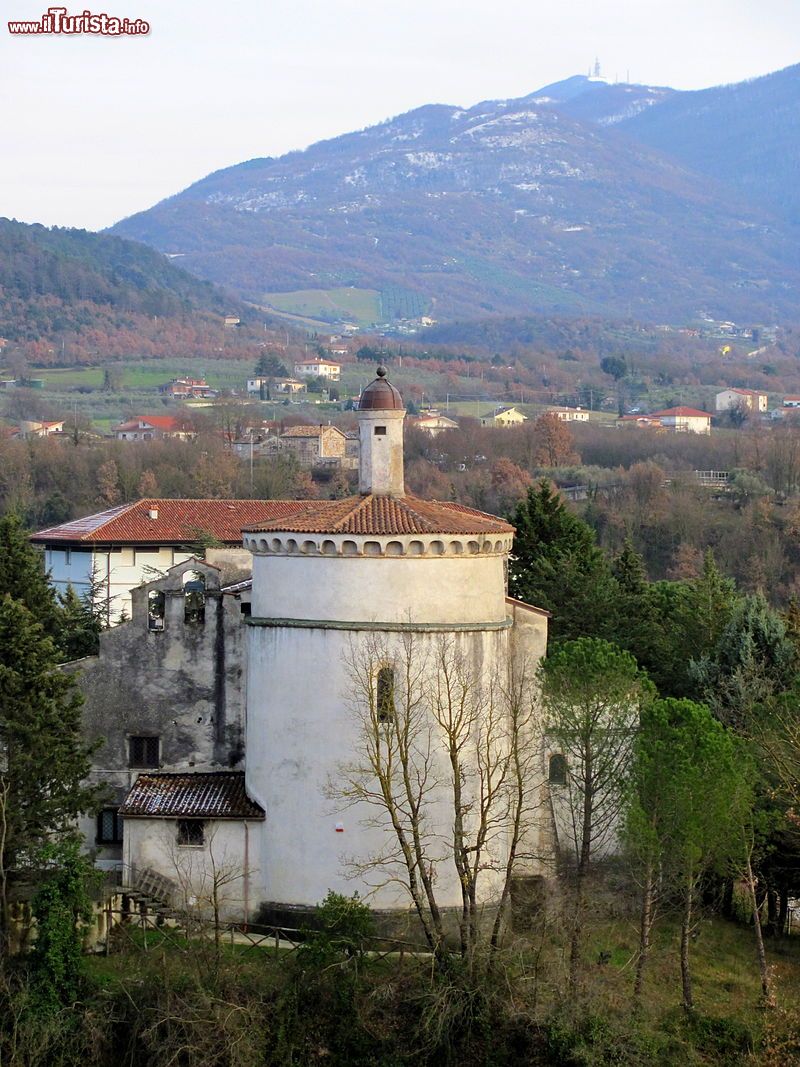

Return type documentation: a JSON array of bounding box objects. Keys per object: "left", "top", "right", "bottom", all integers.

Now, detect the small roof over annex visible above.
[{"left": 119, "top": 772, "right": 265, "bottom": 820}]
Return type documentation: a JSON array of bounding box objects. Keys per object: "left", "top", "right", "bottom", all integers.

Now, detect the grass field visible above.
[{"left": 262, "top": 287, "right": 381, "bottom": 326}]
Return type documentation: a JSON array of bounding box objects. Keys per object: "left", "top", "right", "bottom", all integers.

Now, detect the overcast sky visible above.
[{"left": 2, "top": 0, "right": 798, "bottom": 231}]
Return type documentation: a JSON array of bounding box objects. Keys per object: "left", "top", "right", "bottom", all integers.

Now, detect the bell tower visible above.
[{"left": 356, "top": 366, "right": 405, "bottom": 497}]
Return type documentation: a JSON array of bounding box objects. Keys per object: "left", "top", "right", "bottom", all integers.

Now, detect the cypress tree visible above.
[
  {"left": 0, "top": 594, "right": 100, "bottom": 933},
  {"left": 508, "top": 480, "right": 619, "bottom": 644},
  {"left": 0, "top": 512, "right": 61, "bottom": 639}
]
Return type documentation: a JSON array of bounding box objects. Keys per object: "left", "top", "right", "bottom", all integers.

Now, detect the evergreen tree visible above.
[
  {"left": 57, "top": 584, "right": 102, "bottom": 661},
  {"left": 508, "top": 481, "right": 619, "bottom": 643},
  {"left": 609, "top": 540, "right": 666, "bottom": 678},
  {"left": 0, "top": 594, "right": 100, "bottom": 933},
  {"left": 540, "top": 637, "right": 654, "bottom": 994},
  {"left": 691, "top": 591, "right": 797, "bottom": 727},
  {"left": 624, "top": 698, "right": 753, "bottom": 1011},
  {"left": 0, "top": 512, "right": 61, "bottom": 640}
]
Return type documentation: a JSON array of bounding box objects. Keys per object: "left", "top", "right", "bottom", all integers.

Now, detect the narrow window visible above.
[
  {"left": 240, "top": 601, "right": 252, "bottom": 617},
  {"left": 376, "top": 666, "right": 395, "bottom": 724},
  {"left": 129, "top": 735, "right": 160, "bottom": 768},
  {"left": 374, "top": 426, "right": 387, "bottom": 436},
  {"left": 183, "top": 571, "right": 206, "bottom": 624},
  {"left": 548, "top": 753, "right": 567, "bottom": 786},
  {"left": 96, "top": 807, "right": 123, "bottom": 845},
  {"left": 177, "top": 819, "right": 205, "bottom": 847},
  {"left": 65, "top": 547, "right": 72, "bottom": 567},
  {"left": 148, "top": 589, "right": 166, "bottom": 631}
]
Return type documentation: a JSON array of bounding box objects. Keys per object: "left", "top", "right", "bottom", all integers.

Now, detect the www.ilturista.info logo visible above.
[{"left": 8, "top": 6, "right": 149, "bottom": 34}]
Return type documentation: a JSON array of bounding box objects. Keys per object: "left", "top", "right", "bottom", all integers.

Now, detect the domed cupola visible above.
[
  {"left": 358, "top": 365, "right": 404, "bottom": 411},
  {"left": 357, "top": 366, "right": 405, "bottom": 496}
]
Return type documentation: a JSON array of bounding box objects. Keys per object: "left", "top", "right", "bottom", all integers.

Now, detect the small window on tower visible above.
[
  {"left": 376, "top": 666, "right": 395, "bottom": 724},
  {"left": 548, "top": 753, "right": 567, "bottom": 786},
  {"left": 374, "top": 426, "right": 387, "bottom": 436}
]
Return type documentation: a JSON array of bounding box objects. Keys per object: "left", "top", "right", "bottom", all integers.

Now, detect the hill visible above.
[
  {"left": 0, "top": 219, "right": 264, "bottom": 365},
  {"left": 109, "top": 76, "right": 800, "bottom": 328},
  {"left": 617, "top": 64, "right": 800, "bottom": 225}
]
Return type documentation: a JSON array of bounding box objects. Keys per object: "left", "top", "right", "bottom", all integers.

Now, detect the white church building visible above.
[{"left": 98, "top": 369, "right": 551, "bottom": 930}]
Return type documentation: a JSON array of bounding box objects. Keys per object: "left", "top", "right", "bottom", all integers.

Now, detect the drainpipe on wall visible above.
[{"left": 244, "top": 822, "right": 250, "bottom": 928}]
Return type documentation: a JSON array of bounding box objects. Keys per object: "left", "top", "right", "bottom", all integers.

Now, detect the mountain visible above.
[
  {"left": 616, "top": 64, "right": 800, "bottom": 225},
  {"left": 0, "top": 219, "right": 260, "bottom": 363},
  {"left": 109, "top": 77, "right": 800, "bottom": 327},
  {"left": 537, "top": 78, "right": 676, "bottom": 126}
]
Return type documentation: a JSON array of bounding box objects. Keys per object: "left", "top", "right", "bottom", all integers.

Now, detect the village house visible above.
[
  {"left": 479, "top": 405, "right": 528, "bottom": 427},
  {"left": 783, "top": 396, "right": 800, "bottom": 408},
  {"left": 229, "top": 433, "right": 280, "bottom": 460},
  {"left": 292, "top": 357, "right": 341, "bottom": 381},
  {"left": 30, "top": 498, "right": 306, "bottom": 623},
  {"left": 11, "top": 418, "right": 65, "bottom": 439},
  {"left": 246, "top": 377, "right": 306, "bottom": 397},
  {"left": 279, "top": 424, "right": 352, "bottom": 468},
  {"left": 715, "top": 387, "right": 768, "bottom": 414},
  {"left": 114, "top": 414, "right": 197, "bottom": 442},
  {"left": 158, "top": 377, "right": 216, "bottom": 400},
  {"left": 547, "top": 406, "right": 590, "bottom": 423},
  {"left": 411, "top": 412, "right": 460, "bottom": 436},
  {"left": 649, "top": 406, "right": 713, "bottom": 435},
  {"left": 615, "top": 414, "right": 662, "bottom": 429}
]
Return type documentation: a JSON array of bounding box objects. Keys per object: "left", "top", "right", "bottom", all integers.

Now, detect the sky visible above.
[{"left": 2, "top": 0, "right": 799, "bottom": 231}]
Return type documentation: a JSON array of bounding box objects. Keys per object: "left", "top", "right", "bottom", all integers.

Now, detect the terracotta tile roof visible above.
[
  {"left": 281, "top": 425, "right": 345, "bottom": 438},
  {"left": 650, "top": 407, "right": 712, "bottom": 419},
  {"left": 244, "top": 494, "right": 513, "bottom": 536},
  {"left": 31, "top": 498, "right": 304, "bottom": 545},
  {"left": 116, "top": 414, "right": 189, "bottom": 432},
  {"left": 119, "top": 772, "right": 264, "bottom": 819}
]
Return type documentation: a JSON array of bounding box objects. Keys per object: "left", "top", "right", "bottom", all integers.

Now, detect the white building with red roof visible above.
[
  {"left": 715, "top": 388, "right": 768, "bottom": 414},
  {"left": 114, "top": 414, "right": 197, "bottom": 441},
  {"left": 31, "top": 498, "right": 305, "bottom": 623},
  {"left": 293, "top": 357, "right": 341, "bottom": 381},
  {"left": 649, "top": 406, "right": 712, "bottom": 435}
]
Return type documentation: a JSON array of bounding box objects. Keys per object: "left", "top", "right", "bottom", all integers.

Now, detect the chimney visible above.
[{"left": 148, "top": 507, "right": 159, "bottom": 520}]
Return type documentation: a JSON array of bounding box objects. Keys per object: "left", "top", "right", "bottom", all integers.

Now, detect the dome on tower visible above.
[{"left": 359, "top": 366, "right": 404, "bottom": 411}]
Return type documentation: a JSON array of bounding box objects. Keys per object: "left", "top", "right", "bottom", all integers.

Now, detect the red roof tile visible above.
[
  {"left": 244, "top": 494, "right": 513, "bottom": 536},
  {"left": 119, "top": 772, "right": 264, "bottom": 819},
  {"left": 116, "top": 414, "right": 190, "bottom": 432},
  {"left": 650, "top": 407, "right": 712, "bottom": 419},
  {"left": 31, "top": 498, "right": 305, "bottom": 545}
]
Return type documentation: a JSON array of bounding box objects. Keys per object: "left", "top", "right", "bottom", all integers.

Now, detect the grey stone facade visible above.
[{"left": 67, "top": 550, "right": 252, "bottom": 872}]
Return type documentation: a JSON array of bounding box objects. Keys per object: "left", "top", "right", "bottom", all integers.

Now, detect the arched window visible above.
[
  {"left": 183, "top": 571, "right": 206, "bottom": 624},
  {"left": 376, "top": 666, "right": 395, "bottom": 724},
  {"left": 147, "top": 589, "right": 165, "bottom": 631},
  {"left": 548, "top": 753, "right": 567, "bottom": 786}
]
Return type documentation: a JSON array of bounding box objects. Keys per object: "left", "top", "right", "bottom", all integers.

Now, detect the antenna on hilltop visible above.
[{"left": 593, "top": 57, "right": 601, "bottom": 79}]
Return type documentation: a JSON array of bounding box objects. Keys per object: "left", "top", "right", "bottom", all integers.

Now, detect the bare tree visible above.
[{"left": 330, "top": 631, "right": 543, "bottom": 967}]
